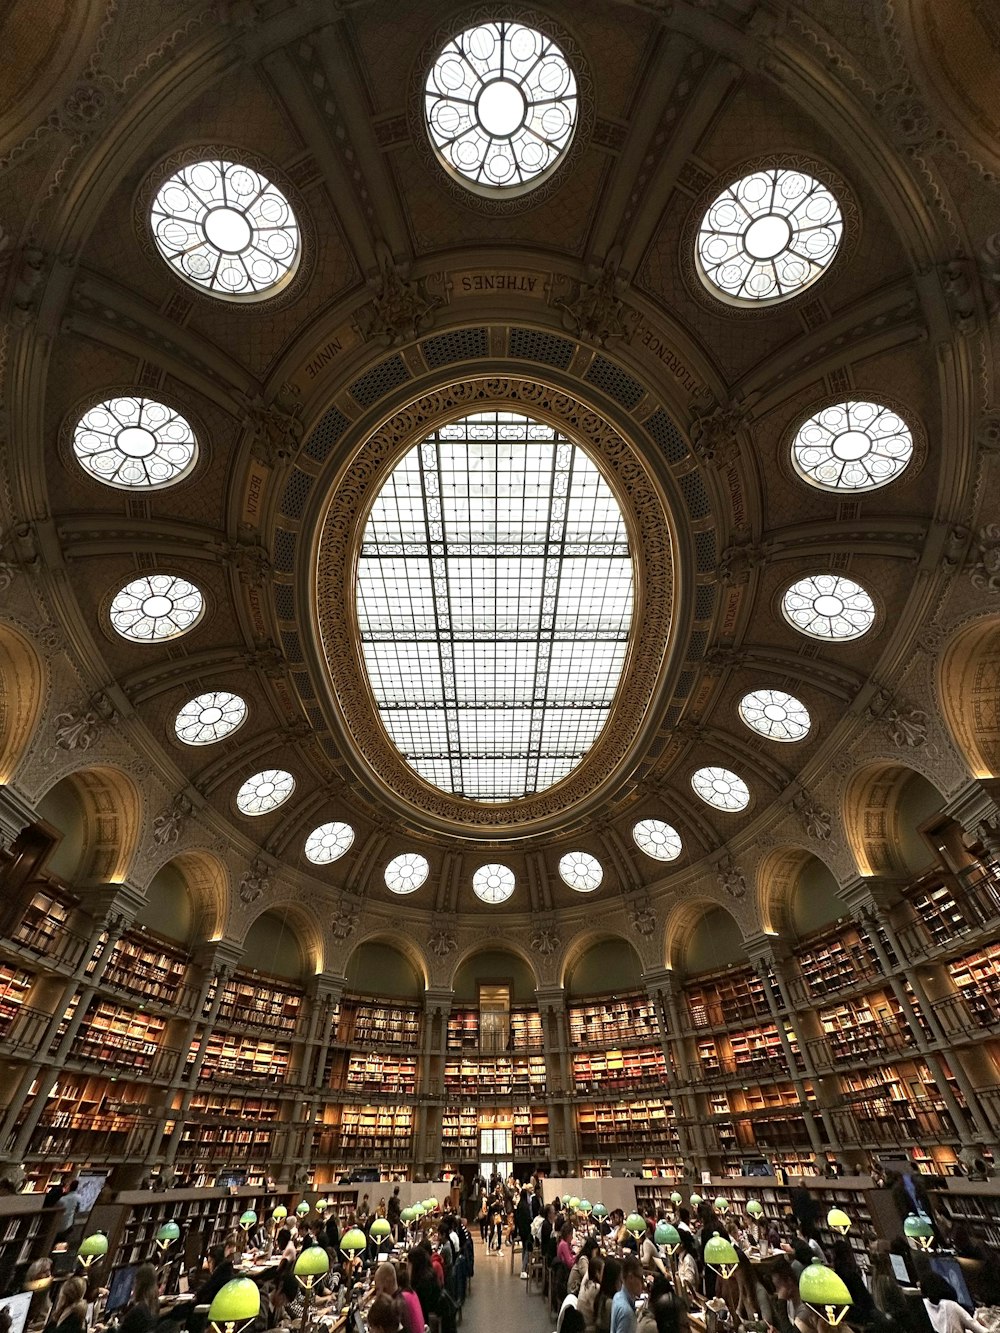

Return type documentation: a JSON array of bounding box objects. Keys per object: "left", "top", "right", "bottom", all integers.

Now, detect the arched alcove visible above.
[
  {"left": 241, "top": 910, "right": 308, "bottom": 981},
  {"left": 345, "top": 939, "right": 424, "bottom": 999},
  {"left": 36, "top": 777, "right": 87, "bottom": 882},
  {"left": 564, "top": 935, "right": 643, "bottom": 996},
  {"left": 452, "top": 948, "right": 538, "bottom": 1003},
  {"left": 843, "top": 762, "right": 945, "bottom": 877},
  {"left": 664, "top": 899, "right": 743, "bottom": 975},
  {"left": 35, "top": 765, "right": 142, "bottom": 885},
  {"left": 137, "top": 862, "right": 194, "bottom": 945},
  {"left": 758, "top": 847, "right": 846, "bottom": 938},
  {"left": 940, "top": 618, "right": 1000, "bottom": 779},
  {"left": 0, "top": 623, "right": 45, "bottom": 784}
]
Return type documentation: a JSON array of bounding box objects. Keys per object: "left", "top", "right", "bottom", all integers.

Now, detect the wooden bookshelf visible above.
[
  {"left": 948, "top": 943, "right": 1000, "bottom": 1026},
  {"left": 207, "top": 972, "right": 302, "bottom": 1034},
  {"left": 684, "top": 967, "right": 775, "bottom": 1029},
  {"left": 97, "top": 1187, "right": 295, "bottom": 1268},
  {"left": 345, "top": 1052, "right": 417, "bottom": 1095},
  {"left": 818, "top": 993, "right": 911, "bottom": 1062},
  {"left": 88, "top": 932, "right": 189, "bottom": 1007},
  {"left": 447, "top": 1010, "right": 479, "bottom": 1051},
  {"left": 346, "top": 1000, "right": 421, "bottom": 1048},
  {"left": 12, "top": 884, "right": 76, "bottom": 956},
  {"left": 796, "top": 924, "right": 885, "bottom": 997},
  {"left": 194, "top": 1032, "right": 291, "bottom": 1084},
  {"left": 577, "top": 1097, "right": 679, "bottom": 1161},
  {"left": 441, "top": 1106, "right": 479, "bottom": 1160},
  {"left": 443, "top": 1055, "right": 545, "bottom": 1099},
  {"left": 336, "top": 1105, "right": 413, "bottom": 1159},
  {"left": 0, "top": 960, "right": 34, "bottom": 1039},
  {"left": 176, "top": 1092, "right": 280, "bottom": 1164},
  {"left": 929, "top": 1180, "right": 1000, "bottom": 1247},
  {"left": 27, "top": 1074, "right": 145, "bottom": 1160},
  {"left": 568, "top": 993, "right": 660, "bottom": 1047},
  {"left": 513, "top": 1106, "right": 549, "bottom": 1159},
  {"left": 71, "top": 997, "right": 167, "bottom": 1071},
  {"left": 572, "top": 1045, "right": 668, "bottom": 1092},
  {"left": 0, "top": 1195, "right": 50, "bottom": 1287},
  {"left": 510, "top": 1006, "right": 544, "bottom": 1051},
  {"left": 907, "top": 880, "right": 970, "bottom": 947}
]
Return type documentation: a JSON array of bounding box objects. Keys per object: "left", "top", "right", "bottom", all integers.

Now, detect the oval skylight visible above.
[
  {"left": 73, "top": 396, "right": 197, "bottom": 489},
  {"left": 781, "top": 573, "right": 876, "bottom": 641},
  {"left": 691, "top": 766, "right": 750, "bottom": 812},
  {"left": 385, "top": 852, "right": 429, "bottom": 895},
  {"left": 632, "top": 818, "right": 682, "bottom": 862},
  {"left": 697, "top": 167, "right": 842, "bottom": 304},
  {"left": 305, "top": 822, "right": 355, "bottom": 865},
  {"left": 356, "top": 411, "right": 633, "bottom": 802},
  {"left": 175, "top": 690, "right": 247, "bottom": 745},
  {"left": 235, "top": 768, "right": 295, "bottom": 816},
  {"left": 150, "top": 159, "right": 299, "bottom": 300},
  {"left": 558, "top": 851, "right": 603, "bottom": 892},
  {"left": 473, "top": 863, "right": 515, "bottom": 904},
  {"left": 739, "top": 689, "right": 811, "bottom": 742},
  {"left": 425, "top": 22, "right": 577, "bottom": 193},
  {"left": 110, "top": 574, "right": 204, "bottom": 643},
  {"left": 792, "top": 400, "right": 913, "bottom": 491}
]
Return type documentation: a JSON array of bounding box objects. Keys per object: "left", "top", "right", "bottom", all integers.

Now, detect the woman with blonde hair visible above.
[
  {"left": 24, "top": 1258, "right": 53, "bottom": 1330},
  {"left": 46, "top": 1277, "right": 87, "bottom": 1333},
  {"left": 120, "top": 1264, "right": 160, "bottom": 1333}
]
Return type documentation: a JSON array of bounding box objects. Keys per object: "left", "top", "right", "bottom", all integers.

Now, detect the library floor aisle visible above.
[{"left": 464, "top": 1252, "right": 554, "bottom": 1333}]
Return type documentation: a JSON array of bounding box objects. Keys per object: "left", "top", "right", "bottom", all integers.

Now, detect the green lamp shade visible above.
[
  {"left": 690, "top": 1193, "right": 703, "bottom": 1208},
  {"left": 272, "top": 1206, "right": 288, "bottom": 1222},
  {"left": 157, "top": 1221, "right": 181, "bottom": 1243},
  {"left": 827, "top": 1207, "right": 851, "bottom": 1234},
  {"left": 655, "top": 1222, "right": 680, "bottom": 1250},
  {"left": 294, "top": 1246, "right": 331, "bottom": 1279},
  {"left": 799, "top": 1261, "right": 853, "bottom": 1324},
  {"left": 578, "top": 1199, "right": 592, "bottom": 1214},
  {"left": 341, "top": 1228, "right": 367, "bottom": 1255},
  {"left": 296, "top": 1202, "right": 310, "bottom": 1218},
  {"left": 567, "top": 1197, "right": 580, "bottom": 1211},
  {"left": 239, "top": 1210, "right": 257, "bottom": 1230},
  {"left": 425, "top": 1197, "right": 438, "bottom": 1210},
  {"left": 592, "top": 1204, "right": 608, "bottom": 1220},
  {"left": 714, "top": 1196, "right": 730, "bottom": 1214},
  {"left": 704, "top": 1235, "right": 739, "bottom": 1278},
  {"left": 904, "top": 1215, "right": 934, "bottom": 1249},
  {"left": 625, "top": 1212, "right": 646, "bottom": 1236},
  {"left": 370, "top": 1218, "right": 392, "bottom": 1240},
  {"left": 670, "top": 1192, "right": 682, "bottom": 1207},
  {"left": 208, "top": 1278, "right": 261, "bottom": 1325},
  {"left": 79, "top": 1233, "right": 109, "bottom": 1258},
  {"left": 315, "top": 1199, "right": 327, "bottom": 1213},
  {"left": 400, "top": 1207, "right": 416, "bottom": 1224},
  {"left": 747, "top": 1200, "right": 764, "bottom": 1220}
]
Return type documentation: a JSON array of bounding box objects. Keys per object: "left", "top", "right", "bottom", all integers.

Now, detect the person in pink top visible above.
[
  {"left": 392, "top": 1263, "right": 426, "bottom": 1333},
  {"left": 557, "top": 1221, "right": 576, "bottom": 1271}
]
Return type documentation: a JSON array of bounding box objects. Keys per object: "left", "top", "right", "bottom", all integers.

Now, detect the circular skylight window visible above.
[
  {"left": 632, "top": 818, "right": 683, "bottom": 862},
  {"left": 175, "top": 690, "right": 247, "bottom": 745},
  {"left": 109, "top": 574, "right": 205, "bottom": 643},
  {"left": 73, "top": 396, "right": 197, "bottom": 489},
  {"left": 150, "top": 159, "right": 299, "bottom": 300},
  {"left": 781, "top": 573, "right": 876, "bottom": 641},
  {"left": 385, "top": 852, "right": 429, "bottom": 895},
  {"left": 697, "top": 167, "right": 842, "bottom": 304},
  {"left": 235, "top": 768, "right": 295, "bottom": 816},
  {"left": 739, "top": 689, "right": 811, "bottom": 742},
  {"left": 792, "top": 401, "right": 913, "bottom": 491},
  {"left": 305, "top": 822, "right": 355, "bottom": 865},
  {"left": 558, "top": 851, "right": 603, "bottom": 893},
  {"left": 472, "top": 862, "right": 515, "bottom": 904},
  {"left": 691, "top": 766, "right": 750, "bottom": 812},
  {"left": 425, "top": 22, "right": 577, "bottom": 193}
]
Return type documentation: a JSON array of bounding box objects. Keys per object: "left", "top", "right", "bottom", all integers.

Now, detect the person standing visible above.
[
  {"left": 516, "top": 1188, "right": 533, "bottom": 1278},
  {"left": 55, "top": 1180, "right": 81, "bottom": 1242},
  {"left": 611, "top": 1257, "right": 644, "bottom": 1333}
]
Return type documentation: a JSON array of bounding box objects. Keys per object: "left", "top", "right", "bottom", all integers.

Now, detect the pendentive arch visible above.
[
  {"left": 663, "top": 896, "right": 744, "bottom": 975},
  {"left": 156, "top": 849, "right": 230, "bottom": 944},
  {"left": 939, "top": 616, "right": 1000, "bottom": 779},
  {"left": 236, "top": 898, "right": 325, "bottom": 977},
  {"left": 842, "top": 760, "right": 947, "bottom": 877},
  {"left": 340, "top": 929, "right": 430, "bottom": 993},
  {"left": 36, "top": 764, "right": 143, "bottom": 886},
  {"left": 448, "top": 939, "right": 541, "bottom": 996},
  {"left": 756, "top": 845, "right": 847, "bottom": 938},
  {"left": 0, "top": 622, "right": 46, "bottom": 785},
  {"left": 558, "top": 927, "right": 644, "bottom": 994}
]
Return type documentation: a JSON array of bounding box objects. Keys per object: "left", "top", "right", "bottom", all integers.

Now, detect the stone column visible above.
[
  {"left": 536, "top": 985, "right": 575, "bottom": 1170},
  {"left": 416, "top": 987, "right": 453, "bottom": 1175},
  {"left": 642, "top": 968, "right": 698, "bottom": 1172}
]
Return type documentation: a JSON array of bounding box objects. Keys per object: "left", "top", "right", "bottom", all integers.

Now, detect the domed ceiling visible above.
[{"left": 1, "top": 0, "right": 999, "bottom": 958}]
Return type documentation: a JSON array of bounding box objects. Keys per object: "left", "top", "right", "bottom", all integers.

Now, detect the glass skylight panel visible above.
[
  {"left": 792, "top": 401, "right": 913, "bottom": 491},
  {"left": 236, "top": 768, "right": 294, "bottom": 816},
  {"left": 73, "top": 396, "right": 197, "bottom": 489},
  {"left": 356, "top": 411, "right": 633, "bottom": 802},
  {"left": 739, "top": 688, "right": 811, "bottom": 742},
  {"left": 559, "top": 851, "right": 603, "bottom": 892},
  {"left": 150, "top": 159, "right": 299, "bottom": 300},
  {"left": 305, "top": 822, "right": 355, "bottom": 865},
  {"left": 781, "top": 573, "right": 876, "bottom": 641},
  {"left": 691, "top": 766, "right": 750, "bottom": 812},
  {"left": 384, "top": 852, "right": 429, "bottom": 894},
  {"left": 174, "top": 690, "right": 247, "bottom": 745},
  {"left": 110, "top": 574, "right": 204, "bottom": 643},
  {"left": 472, "top": 862, "right": 515, "bottom": 904},
  {"left": 425, "top": 22, "right": 577, "bottom": 192},
  {"left": 632, "top": 818, "right": 682, "bottom": 862},
  {"left": 697, "top": 167, "right": 842, "bottom": 304}
]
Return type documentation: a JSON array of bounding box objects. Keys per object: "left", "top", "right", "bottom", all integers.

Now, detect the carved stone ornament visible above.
[
  {"left": 427, "top": 929, "right": 457, "bottom": 958},
  {"left": 243, "top": 394, "right": 304, "bottom": 467},
  {"left": 53, "top": 693, "right": 116, "bottom": 751},
  {"left": 557, "top": 258, "right": 633, "bottom": 347},
  {"left": 242, "top": 644, "right": 285, "bottom": 678},
  {"left": 939, "top": 258, "right": 980, "bottom": 335},
  {"left": 880, "top": 87, "right": 935, "bottom": 149},
  {"left": 716, "top": 855, "right": 747, "bottom": 899},
  {"left": 688, "top": 401, "right": 745, "bottom": 467},
  {"left": 0, "top": 560, "right": 15, "bottom": 593},
  {"left": 975, "top": 410, "right": 1000, "bottom": 453},
  {"left": 239, "top": 856, "right": 271, "bottom": 906},
  {"left": 969, "top": 524, "right": 1000, "bottom": 593},
  {"left": 359, "top": 249, "right": 441, "bottom": 346},
  {"left": 630, "top": 898, "right": 657, "bottom": 937},
  {"left": 797, "top": 797, "right": 832, "bottom": 842},
  {"left": 884, "top": 705, "right": 929, "bottom": 749},
  {"left": 331, "top": 902, "right": 359, "bottom": 941},
  {"left": 223, "top": 537, "right": 271, "bottom": 585},
  {"left": 152, "top": 794, "right": 193, "bottom": 847},
  {"left": 719, "top": 534, "right": 766, "bottom": 586},
  {"left": 10, "top": 249, "right": 48, "bottom": 325},
  {"left": 530, "top": 923, "right": 561, "bottom": 957}
]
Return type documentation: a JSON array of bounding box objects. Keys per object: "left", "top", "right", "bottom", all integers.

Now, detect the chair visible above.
[{"left": 527, "top": 1247, "right": 545, "bottom": 1295}]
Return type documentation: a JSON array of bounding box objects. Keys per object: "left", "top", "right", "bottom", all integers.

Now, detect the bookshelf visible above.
[
  {"left": 0, "top": 960, "right": 34, "bottom": 1039},
  {"left": 346, "top": 1000, "right": 421, "bottom": 1048},
  {"left": 572, "top": 1045, "right": 668, "bottom": 1092},
  {"left": 443, "top": 1055, "right": 546, "bottom": 1099},
  {"left": 948, "top": 943, "right": 1000, "bottom": 1026},
  {"left": 336, "top": 1105, "right": 413, "bottom": 1160},
  {"left": 684, "top": 968, "right": 774, "bottom": 1029},
  {"left": 510, "top": 1006, "right": 544, "bottom": 1051},
  {"left": 577, "top": 1096, "right": 679, "bottom": 1164},
  {"left": 796, "top": 924, "right": 885, "bottom": 997},
  {"left": 194, "top": 1032, "right": 291, "bottom": 1084},
  {"left": 441, "top": 1106, "right": 479, "bottom": 1160},
  {"left": 0, "top": 1195, "right": 50, "bottom": 1286},
  {"left": 72, "top": 997, "right": 167, "bottom": 1071},
  {"left": 99, "top": 1188, "right": 295, "bottom": 1268},
  {"left": 907, "top": 880, "right": 970, "bottom": 947},
  {"left": 513, "top": 1106, "right": 549, "bottom": 1159},
  {"left": 27, "top": 1074, "right": 143, "bottom": 1160},
  {"left": 207, "top": 973, "right": 302, "bottom": 1034},
  {"left": 12, "top": 885, "right": 77, "bottom": 957},
  {"left": 929, "top": 1180, "right": 1000, "bottom": 1247},
  {"left": 818, "top": 993, "right": 911, "bottom": 1062},
  {"left": 729, "top": 1022, "right": 803, "bottom": 1077},
  {"left": 88, "top": 932, "right": 188, "bottom": 1007},
  {"left": 568, "top": 994, "right": 660, "bottom": 1047},
  {"left": 177, "top": 1093, "right": 280, "bottom": 1164},
  {"left": 447, "top": 1010, "right": 479, "bottom": 1051},
  {"left": 345, "top": 1052, "right": 417, "bottom": 1095}
]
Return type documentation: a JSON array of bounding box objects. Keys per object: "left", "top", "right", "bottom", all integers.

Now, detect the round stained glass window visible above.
[
  {"left": 235, "top": 768, "right": 295, "bottom": 816},
  {"left": 691, "top": 766, "right": 750, "bottom": 812},
  {"left": 305, "top": 822, "right": 355, "bottom": 865},
  {"left": 425, "top": 22, "right": 577, "bottom": 193},
  {"left": 697, "top": 167, "right": 842, "bottom": 304},
  {"left": 558, "top": 851, "right": 603, "bottom": 892},
  {"left": 472, "top": 862, "right": 515, "bottom": 904},
  {"left": 150, "top": 159, "right": 299, "bottom": 300},
  {"left": 385, "top": 852, "right": 429, "bottom": 895},
  {"left": 175, "top": 690, "right": 247, "bottom": 745},
  {"left": 739, "top": 689, "right": 811, "bottom": 742},
  {"left": 792, "top": 401, "right": 913, "bottom": 491},
  {"left": 632, "top": 818, "right": 683, "bottom": 862},
  {"left": 73, "top": 396, "right": 197, "bottom": 489},
  {"left": 109, "top": 574, "right": 204, "bottom": 643},
  {"left": 781, "top": 573, "right": 876, "bottom": 641}
]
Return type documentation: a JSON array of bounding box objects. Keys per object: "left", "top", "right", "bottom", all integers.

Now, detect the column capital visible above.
[
  {"left": 640, "top": 967, "right": 676, "bottom": 997},
  {"left": 942, "top": 779, "right": 1000, "bottom": 845},
  {"left": 0, "top": 787, "right": 39, "bottom": 845},
  {"left": 840, "top": 873, "right": 909, "bottom": 916},
  {"left": 192, "top": 937, "right": 244, "bottom": 976},
  {"left": 83, "top": 882, "right": 145, "bottom": 934},
  {"left": 423, "top": 986, "right": 454, "bottom": 1015},
  {"left": 534, "top": 984, "right": 567, "bottom": 1011},
  {"left": 307, "top": 972, "right": 347, "bottom": 1004}
]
